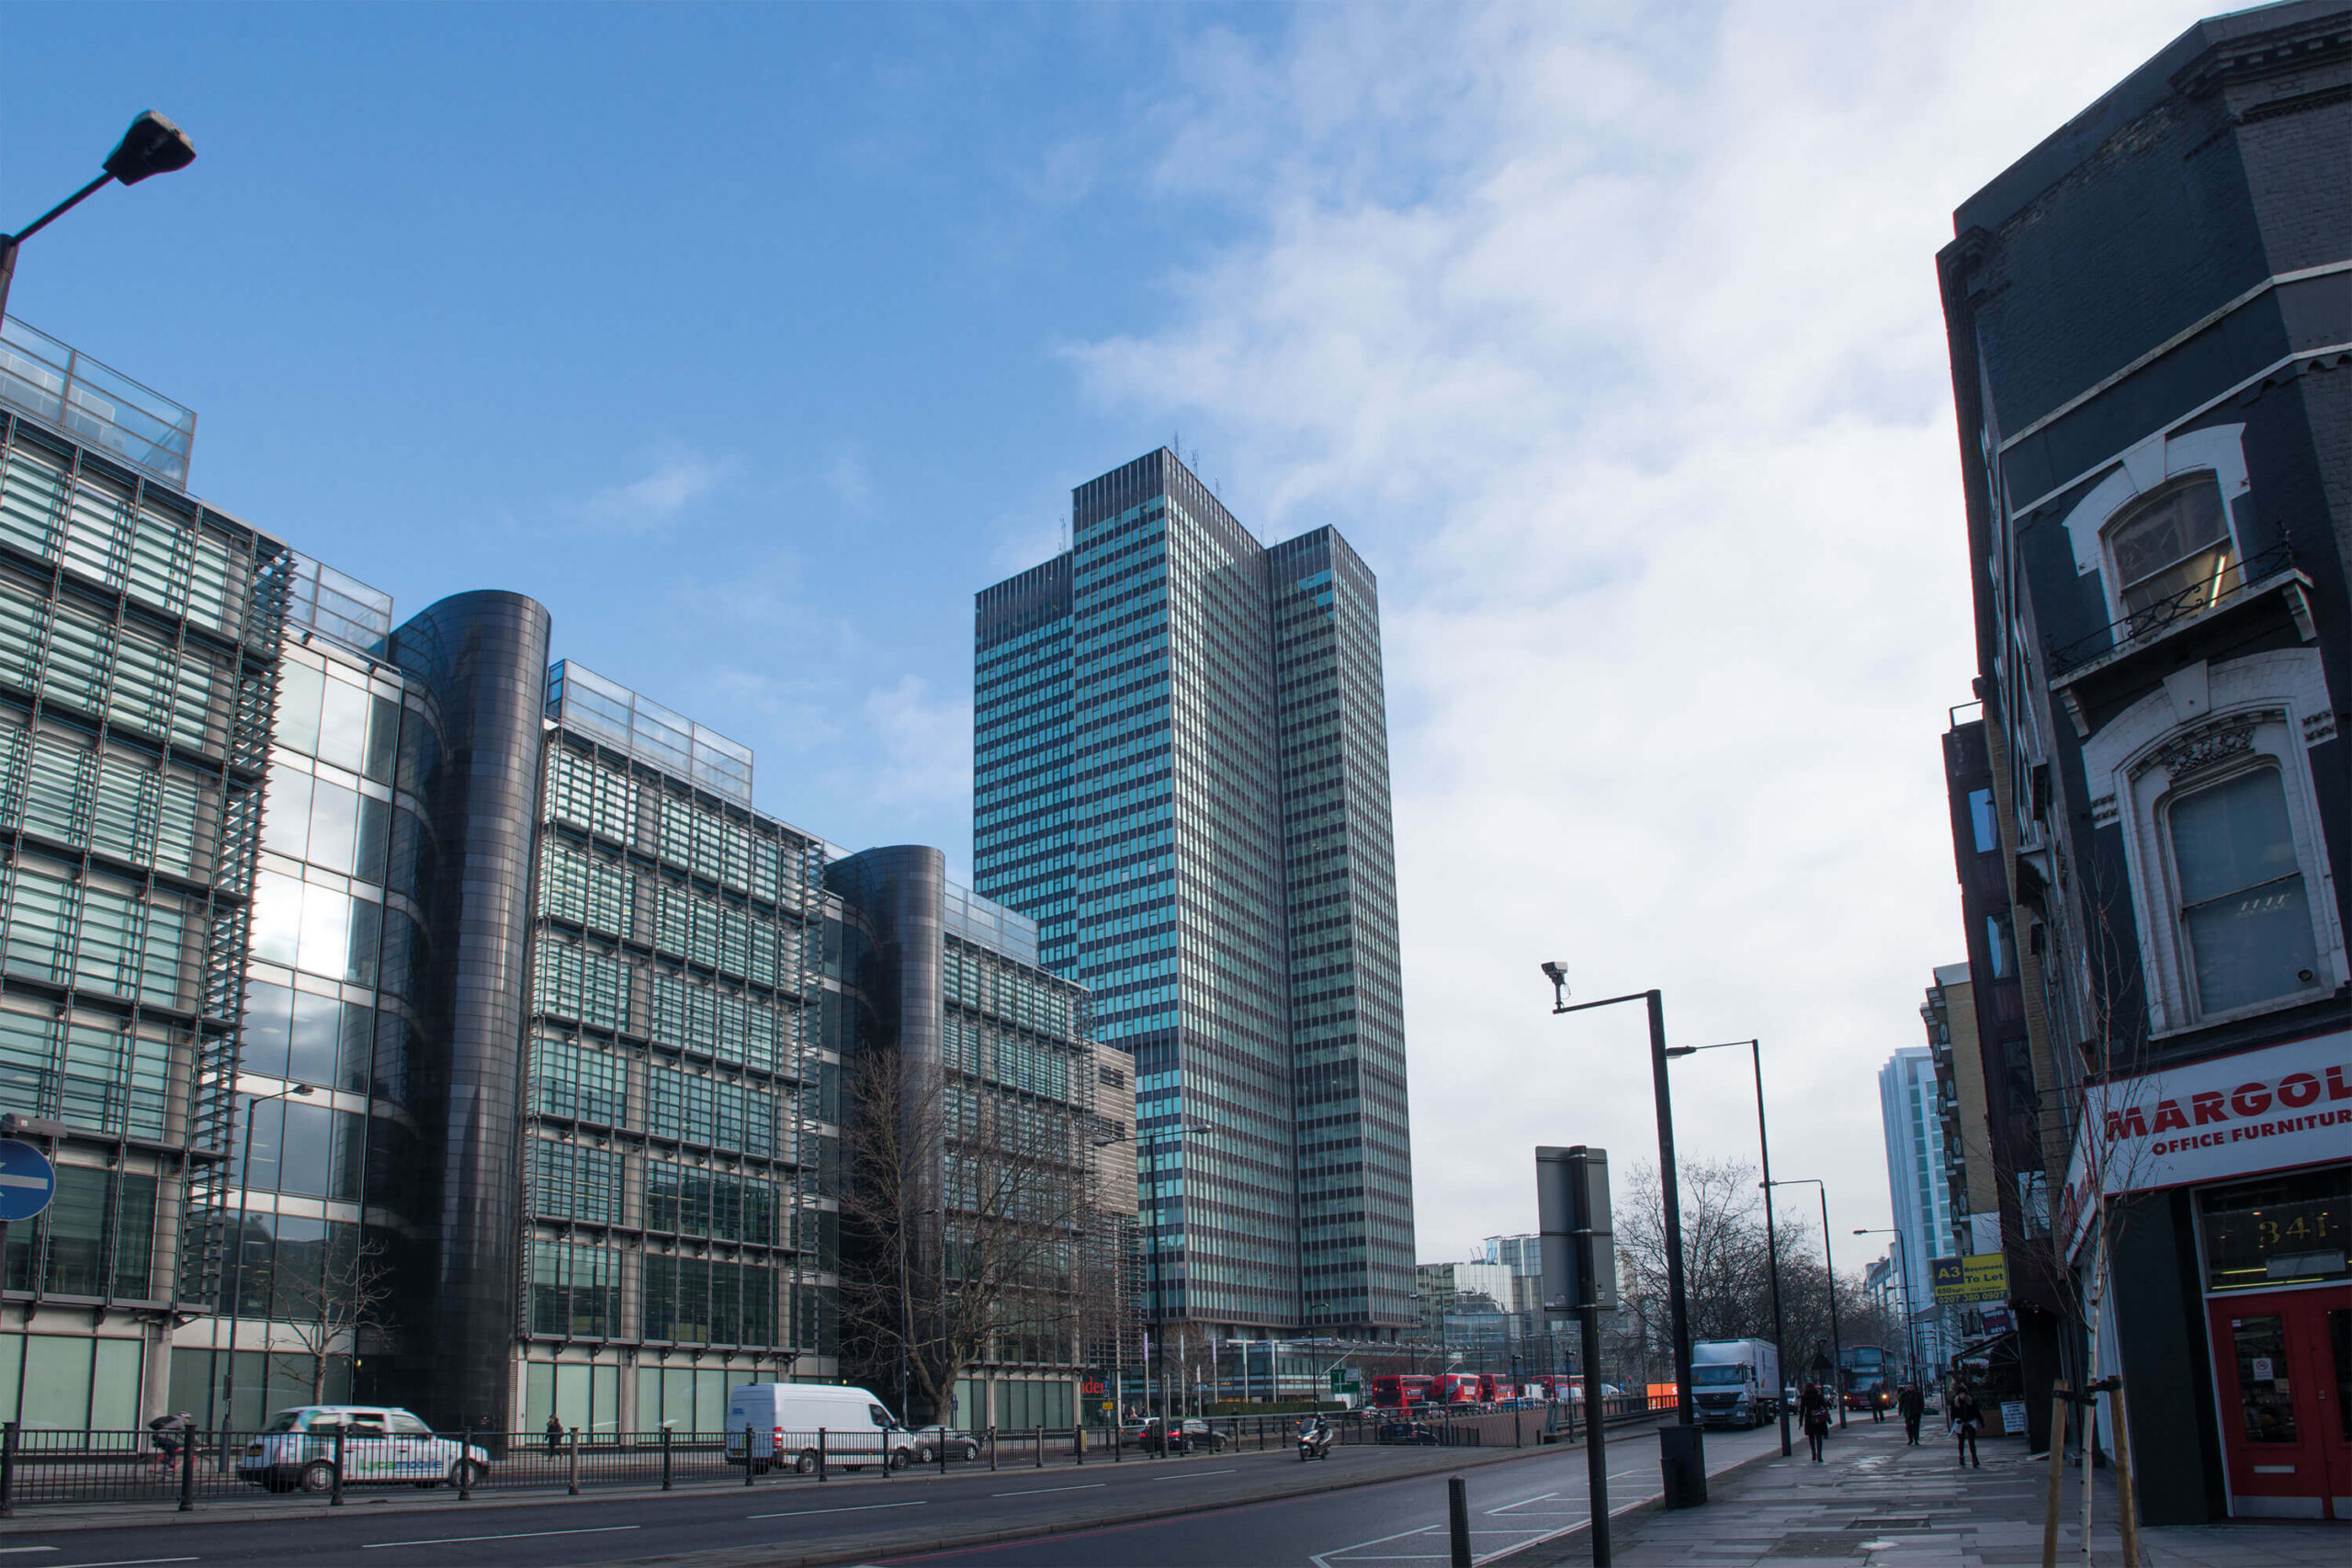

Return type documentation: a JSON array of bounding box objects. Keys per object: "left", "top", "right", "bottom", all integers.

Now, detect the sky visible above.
[{"left": 4, "top": 0, "right": 2220, "bottom": 1271}]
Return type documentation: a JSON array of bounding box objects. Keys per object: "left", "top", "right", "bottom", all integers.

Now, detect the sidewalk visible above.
[{"left": 1523, "top": 1419, "right": 2345, "bottom": 1566}]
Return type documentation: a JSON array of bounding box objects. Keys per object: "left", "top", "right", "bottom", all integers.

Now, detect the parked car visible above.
[
  {"left": 1375, "top": 1420, "right": 1442, "bottom": 1446},
  {"left": 239, "top": 1406, "right": 490, "bottom": 1494},
  {"left": 908, "top": 1425, "right": 979, "bottom": 1461},
  {"left": 1123, "top": 1416, "right": 1227, "bottom": 1453}
]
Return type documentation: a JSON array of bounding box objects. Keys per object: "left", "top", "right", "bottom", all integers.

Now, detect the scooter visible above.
[{"left": 1298, "top": 1423, "right": 1334, "bottom": 1461}]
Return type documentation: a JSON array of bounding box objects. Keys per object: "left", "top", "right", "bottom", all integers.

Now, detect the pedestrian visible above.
[
  {"left": 1898, "top": 1382, "right": 1925, "bottom": 1446},
  {"left": 1951, "top": 1383, "right": 1982, "bottom": 1469},
  {"left": 544, "top": 1412, "right": 565, "bottom": 1458},
  {"left": 147, "top": 1410, "right": 191, "bottom": 1474},
  {"left": 1799, "top": 1382, "right": 1830, "bottom": 1462},
  {"left": 1870, "top": 1385, "right": 1885, "bottom": 1423}
]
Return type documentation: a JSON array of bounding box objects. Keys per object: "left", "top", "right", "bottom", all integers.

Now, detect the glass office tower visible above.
[{"left": 974, "top": 449, "right": 1415, "bottom": 1341}]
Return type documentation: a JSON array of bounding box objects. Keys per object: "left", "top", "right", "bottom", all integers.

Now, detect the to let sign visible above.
[{"left": 1929, "top": 1254, "right": 2009, "bottom": 1303}]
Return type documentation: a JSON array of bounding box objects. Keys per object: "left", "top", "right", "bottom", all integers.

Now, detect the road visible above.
[
  {"left": 872, "top": 1420, "right": 1785, "bottom": 1566},
  {"left": 0, "top": 1422, "right": 1787, "bottom": 1568}
]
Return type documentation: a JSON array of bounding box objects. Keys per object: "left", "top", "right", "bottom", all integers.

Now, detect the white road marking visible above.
[
  {"left": 0, "top": 1551, "right": 58, "bottom": 1557},
  {"left": 989, "top": 1482, "right": 1105, "bottom": 1497},
  {"left": 1150, "top": 1467, "right": 1235, "bottom": 1480},
  {"left": 360, "top": 1525, "right": 639, "bottom": 1549},
  {"left": 747, "top": 1501, "right": 928, "bottom": 1519},
  {"left": 1486, "top": 1492, "right": 1557, "bottom": 1512},
  {"left": 50, "top": 1561, "right": 196, "bottom": 1568}
]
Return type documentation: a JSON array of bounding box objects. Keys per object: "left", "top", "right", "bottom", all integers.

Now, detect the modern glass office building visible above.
[{"left": 974, "top": 448, "right": 1415, "bottom": 1342}]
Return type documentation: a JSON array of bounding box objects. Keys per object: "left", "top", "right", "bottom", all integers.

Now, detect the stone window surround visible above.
[
  {"left": 2059, "top": 423, "right": 2248, "bottom": 627},
  {"left": 2081, "top": 647, "right": 2341, "bottom": 1038}
]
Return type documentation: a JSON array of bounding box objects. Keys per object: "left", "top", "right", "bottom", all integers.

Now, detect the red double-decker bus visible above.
[
  {"left": 1372, "top": 1374, "right": 1432, "bottom": 1410},
  {"left": 1430, "top": 1373, "right": 1479, "bottom": 1405}
]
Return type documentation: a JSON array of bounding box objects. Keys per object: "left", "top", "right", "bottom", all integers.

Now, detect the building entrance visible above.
[{"left": 2205, "top": 1289, "right": 2350, "bottom": 1518}]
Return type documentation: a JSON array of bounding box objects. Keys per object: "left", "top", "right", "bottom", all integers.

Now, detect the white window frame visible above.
[
  {"left": 2059, "top": 423, "right": 2249, "bottom": 627},
  {"left": 2082, "top": 648, "right": 2342, "bottom": 1035}
]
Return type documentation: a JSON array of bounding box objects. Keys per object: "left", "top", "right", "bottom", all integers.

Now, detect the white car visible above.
[{"left": 239, "top": 1405, "right": 490, "bottom": 1493}]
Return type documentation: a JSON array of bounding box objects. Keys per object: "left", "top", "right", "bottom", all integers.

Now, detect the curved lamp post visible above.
[
  {"left": 1766, "top": 1178, "right": 1845, "bottom": 1428},
  {"left": 1541, "top": 962, "right": 1705, "bottom": 1510},
  {"left": 1855, "top": 1227, "right": 1926, "bottom": 1390},
  {"left": 1666, "top": 1038, "right": 1792, "bottom": 1457},
  {"left": 0, "top": 113, "right": 196, "bottom": 322}
]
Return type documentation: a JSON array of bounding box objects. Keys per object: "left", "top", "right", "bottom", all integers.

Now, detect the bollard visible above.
[
  {"left": 0, "top": 1419, "right": 16, "bottom": 1518},
  {"left": 1075, "top": 1426, "right": 1084, "bottom": 1466},
  {"left": 331, "top": 1427, "right": 345, "bottom": 1506},
  {"left": 818, "top": 1427, "right": 827, "bottom": 1483},
  {"left": 741, "top": 1424, "right": 754, "bottom": 1486},
  {"left": 179, "top": 1422, "right": 197, "bottom": 1511},
  {"left": 570, "top": 1427, "right": 582, "bottom": 1496},
  {"left": 458, "top": 1431, "right": 473, "bottom": 1501},
  {"left": 938, "top": 1431, "right": 947, "bottom": 1477},
  {"left": 1514, "top": 1409, "right": 1522, "bottom": 1450},
  {"left": 1035, "top": 1425, "right": 1044, "bottom": 1469},
  {"left": 987, "top": 1427, "right": 995, "bottom": 1472},
  {"left": 1113, "top": 1421, "right": 1120, "bottom": 1463},
  {"left": 1447, "top": 1475, "right": 1471, "bottom": 1568},
  {"left": 662, "top": 1425, "right": 673, "bottom": 1492}
]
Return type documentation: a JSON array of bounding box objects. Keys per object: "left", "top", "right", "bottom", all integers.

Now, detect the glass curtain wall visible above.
[
  {"left": 524, "top": 680, "right": 831, "bottom": 1435},
  {"left": 0, "top": 411, "right": 288, "bottom": 1429}
]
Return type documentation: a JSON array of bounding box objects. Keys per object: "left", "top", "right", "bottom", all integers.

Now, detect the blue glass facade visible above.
[{"left": 975, "top": 449, "right": 1415, "bottom": 1340}]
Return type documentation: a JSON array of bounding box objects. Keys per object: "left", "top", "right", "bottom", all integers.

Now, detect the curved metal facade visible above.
[{"left": 388, "top": 591, "right": 552, "bottom": 1431}]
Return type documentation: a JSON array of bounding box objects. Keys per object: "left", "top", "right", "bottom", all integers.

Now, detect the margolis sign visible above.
[{"left": 2060, "top": 1031, "right": 2350, "bottom": 1254}]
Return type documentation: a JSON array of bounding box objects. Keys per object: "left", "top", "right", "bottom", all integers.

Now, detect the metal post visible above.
[
  {"left": 819, "top": 1427, "right": 828, "bottom": 1483},
  {"left": 741, "top": 1422, "right": 752, "bottom": 1486},
  {"left": 458, "top": 1430, "right": 472, "bottom": 1500},
  {"left": 178, "top": 1420, "right": 196, "bottom": 1511},
  {"left": 570, "top": 1427, "right": 582, "bottom": 1495},
  {"left": 1447, "top": 1475, "right": 1472, "bottom": 1568},
  {"left": 986, "top": 1426, "right": 994, "bottom": 1471},
  {"left": 1819, "top": 1189, "right": 1846, "bottom": 1428},
  {"left": 1645, "top": 992, "right": 1695, "bottom": 1427},
  {"left": 0, "top": 1418, "right": 15, "bottom": 1518},
  {"left": 1751, "top": 1043, "right": 1792, "bottom": 1459},
  {"left": 1581, "top": 1301, "right": 1610, "bottom": 1566},
  {"left": 662, "top": 1425, "right": 673, "bottom": 1492},
  {"left": 330, "top": 1426, "right": 345, "bottom": 1506},
  {"left": 1035, "top": 1425, "right": 1044, "bottom": 1468}
]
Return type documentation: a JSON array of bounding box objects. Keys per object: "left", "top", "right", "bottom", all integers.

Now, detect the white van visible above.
[{"left": 726, "top": 1382, "right": 916, "bottom": 1473}]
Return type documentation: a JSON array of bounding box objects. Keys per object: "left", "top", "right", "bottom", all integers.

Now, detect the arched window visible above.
[
  {"left": 2164, "top": 763, "right": 2319, "bottom": 1016},
  {"left": 2105, "top": 474, "right": 2234, "bottom": 632}
]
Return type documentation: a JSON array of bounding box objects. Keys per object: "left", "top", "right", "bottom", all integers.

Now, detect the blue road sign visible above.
[{"left": 0, "top": 1138, "right": 57, "bottom": 1223}]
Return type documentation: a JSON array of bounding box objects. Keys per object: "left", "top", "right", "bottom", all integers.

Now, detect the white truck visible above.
[
  {"left": 1690, "top": 1338, "right": 1781, "bottom": 1429},
  {"left": 725, "top": 1383, "right": 918, "bottom": 1473}
]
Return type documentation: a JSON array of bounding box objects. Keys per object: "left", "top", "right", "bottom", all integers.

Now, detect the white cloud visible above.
[
  {"left": 576, "top": 446, "right": 741, "bottom": 532},
  {"left": 864, "top": 673, "right": 976, "bottom": 815},
  {"left": 1071, "top": 0, "right": 2213, "bottom": 1260}
]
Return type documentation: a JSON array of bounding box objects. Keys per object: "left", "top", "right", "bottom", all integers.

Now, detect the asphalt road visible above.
[
  {"left": 873, "top": 1420, "right": 1787, "bottom": 1567},
  {"left": 0, "top": 1421, "right": 1788, "bottom": 1568}
]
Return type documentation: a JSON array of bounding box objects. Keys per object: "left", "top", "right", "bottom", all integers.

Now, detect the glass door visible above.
[{"left": 2207, "top": 1291, "right": 2350, "bottom": 1518}]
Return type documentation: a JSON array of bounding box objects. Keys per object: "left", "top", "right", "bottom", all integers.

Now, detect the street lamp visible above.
[
  {"left": 0, "top": 113, "right": 197, "bottom": 323},
  {"left": 1096, "top": 1117, "right": 1213, "bottom": 1420},
  {"left": 217, "top": 1081, "right": 317, "bottom": 1451},
  {"left": 1855, "top": 1228, "right": 1926, "bottom": 1391},
  {"left": 1665, "top": 1038, "right": 1792, "bottom": 1458},
  {"left": 1541, "top": 961, "right": 1705, "bottom": 1510},
  {"left": 1766, "top": 1179, "right": 1844, "bottom": 1428}
]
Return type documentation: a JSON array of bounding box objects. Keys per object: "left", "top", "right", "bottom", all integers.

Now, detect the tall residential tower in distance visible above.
[{"left": 974, "top": 448, "right": 1414, "bottom": 1343}]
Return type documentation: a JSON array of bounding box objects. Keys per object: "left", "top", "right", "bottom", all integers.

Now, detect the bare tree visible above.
[
  {"left": 836, "top": 1047, "right": 1089, "bottom": 1428},
  {"left": 268, "top": 1229, "right": 396, "bottom": 1404}
]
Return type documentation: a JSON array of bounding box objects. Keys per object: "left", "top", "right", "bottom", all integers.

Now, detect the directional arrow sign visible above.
[{"left": 0, "top": 1138, "right": 57, "bottom": 1223}]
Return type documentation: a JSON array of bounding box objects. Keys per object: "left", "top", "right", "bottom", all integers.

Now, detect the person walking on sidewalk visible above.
[
  {"left": 1800, "top": 1383, "right": 1831, "bottom": 1461},
  {"left": 1951, "top": 1383, "right": 1983, "bottom": 1468},
  {"left": 544, "top": 1413, "right": 564, "bottom": 1459},
  {"left": 1898, "top": 1382, "right": 1925, "bottom": 1445}
]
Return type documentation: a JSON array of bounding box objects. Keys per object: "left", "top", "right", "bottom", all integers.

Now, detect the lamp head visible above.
[
  {"left": 104, "top": 111, "right": 197, "bottom": 186},
  {"left": 1540, "top": 960, "right": 1569, "bottom": 1009},
  {"left": 1664, "top": 1045, "right": 1697, "bottom": 1058}
]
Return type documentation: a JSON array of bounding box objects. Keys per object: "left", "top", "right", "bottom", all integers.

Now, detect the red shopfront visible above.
[{"left": 2077, "top": 1032, "right": 2352, "bottom": 1519}]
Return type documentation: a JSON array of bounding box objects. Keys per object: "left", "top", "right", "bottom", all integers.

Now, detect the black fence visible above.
[{"left": 0, "top": 1397, "right": 1668, "bottom": 1513}]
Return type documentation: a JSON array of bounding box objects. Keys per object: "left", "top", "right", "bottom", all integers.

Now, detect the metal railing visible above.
[
  {"left": 0, "top": 1399, "right": 1672, "bottom": 1512},
  {"left": 2045, "top": 539, "right": 2297, "bottom": 678},
  {"left": 0, "top": 316, "right": 197, "bottom": 488}
]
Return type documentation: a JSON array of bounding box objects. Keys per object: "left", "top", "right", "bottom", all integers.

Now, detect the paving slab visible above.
[{"left": 1509, "top": 1418, "right": 2345, "bottom": 1566}]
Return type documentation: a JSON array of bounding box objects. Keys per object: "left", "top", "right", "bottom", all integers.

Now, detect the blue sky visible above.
[{"left": 3, "top": 1, "right": 2220, "bottom": 1259}]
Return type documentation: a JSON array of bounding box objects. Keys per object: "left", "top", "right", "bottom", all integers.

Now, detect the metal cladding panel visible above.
[{"left": 388, "top": 590, "right": 554, "bottom": 1432}]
